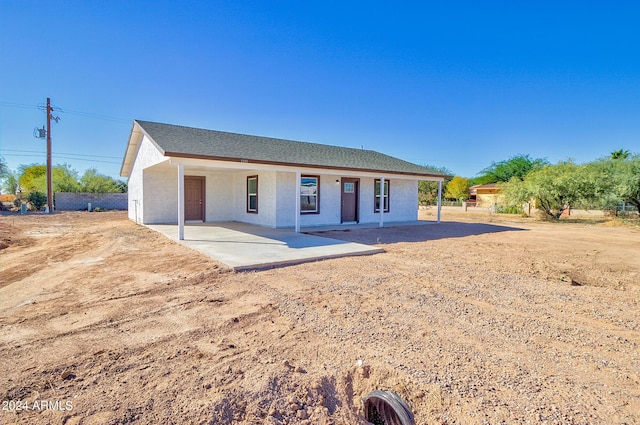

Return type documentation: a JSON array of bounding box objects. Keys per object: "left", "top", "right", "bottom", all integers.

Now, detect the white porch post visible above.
[
  {"left": 379, "top": 176, "right": 384, "bottom": 228},
  {"left": 295, "top": 171, "right": 301, "bottom": 233},
  {"left": 178, "top": 163, "right": 185, "bottom": 240},
  {"left": 437, "top": 180, "right": 442, "bottom": 224}
]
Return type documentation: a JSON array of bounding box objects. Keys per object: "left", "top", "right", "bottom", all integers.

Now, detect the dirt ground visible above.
[{"left": 1, "top": 210, "right": 639, "bottom": 425}]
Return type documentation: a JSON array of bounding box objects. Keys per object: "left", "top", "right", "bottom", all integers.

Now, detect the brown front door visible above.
[
  {"left": 185, "top": 176, "right": 205, "bottom": 221},
  {"left": 341, "top": 178, "right": 359, "bottom": 223}
]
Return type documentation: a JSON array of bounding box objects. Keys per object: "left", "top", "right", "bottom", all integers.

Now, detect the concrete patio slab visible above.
[
  {"left": 302, "top": 220, "right": 433, "bottom": 233},
  {"left": 146, "top": 222, "right": 384, "bottom": 271}
]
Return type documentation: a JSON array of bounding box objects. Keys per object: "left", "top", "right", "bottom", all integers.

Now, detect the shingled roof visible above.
[{"left": 129, "top": 120, "right": 445, "bottom": 178}]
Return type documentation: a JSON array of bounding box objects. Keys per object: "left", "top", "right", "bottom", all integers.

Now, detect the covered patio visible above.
[
  {"left": 147, "top": 221, "right": 385, "bottom": 271},
  {"left": 121, "top": 121, "right": 447, "bottom": 240}
]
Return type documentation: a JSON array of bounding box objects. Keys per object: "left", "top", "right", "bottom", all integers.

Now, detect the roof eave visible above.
[
  {"left": 120, "top": 120, "right": 166, "bottom": 177},
  {"left": 164, "top": 151, "right": 446, "bottom": 179}
]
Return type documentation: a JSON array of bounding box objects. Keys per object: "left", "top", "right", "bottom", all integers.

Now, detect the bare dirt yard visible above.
[{"left": 1, "top": 210, "right": 639, "bottom": 425}]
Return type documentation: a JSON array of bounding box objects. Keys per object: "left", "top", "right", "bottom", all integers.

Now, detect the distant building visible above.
[{"left": 469, "top": 184, "right": 501, "bottom": 208}]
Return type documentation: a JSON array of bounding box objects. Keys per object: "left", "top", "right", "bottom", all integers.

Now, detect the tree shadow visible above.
[{"left": 306, "top": 221, "right": 526, "bottom": 245}]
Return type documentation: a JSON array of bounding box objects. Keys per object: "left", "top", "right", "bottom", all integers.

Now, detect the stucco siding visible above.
[
  {"left": 274, "top": 172, "right": 344, "bottom": 227},
  {"left": 143, "top": 166, "right": 178, "bottom": 224},
  {"left": 275, "top": 172, "right": 296, "bottom": 228},
  {"left": 204, "top": 173, "right": 234, "bottom": 221},
  {"left": 127, "top": 135, "right": 167, "bottom": 222},
  {"left": 138, "top": 166, "right": 237, "bottom": 224},
  {"left": 476, "top": 193, "right": 501, "bottom": 208},
  {"left": 273, "top": 173, "right": 418, "bottom": 227},
  {"left": 299, "top": 174, "right": 342, "bottom": 227},
  {"left": 386, "top": 179, "right": 419, "bottom": 222},
  {"left": 232, "top": 170, "right": 278, "bottom": 227},
  {"left": 128, "top": 167, "right": 143, "bottom": 222},
  {"left": 168, "top": 170, "right": 236, "bottom": 222},
  {"left": 359, "top": 178, "right": 418, "bottom": 224},
  {"left": 358, "top": 178, "right": 376, "bottom": 223}
]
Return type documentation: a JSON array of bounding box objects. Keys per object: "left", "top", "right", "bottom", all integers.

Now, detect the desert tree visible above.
[
  {"left": 418, "top": 165, "right": 452, "bottom": 206},
  {"left": 502, "top": 161, "right": 592, "bottom": 220},
  {"left": 476, "top": 154, "right": 549, "bottom": 185},
  {"left": 601, "top": 154, "right": 640, "bottom": 213},
  {"left": 18, "top": 164, "right": 46, "bottom": 192},
  {"left": 2, "top": 172, "right": 19, "bottom": 195},
  {"left": 444, "top": 176, "right": 470, "bottom": 201},
  {"left": 0, "top": 157, "right": 19, "bottom": 194},
  {"left": 610, "top": 149, "right": 630, "bottom": 160},
  {"left": 0, "top": 156, "right": 7, "bottom": 177},
  {"left": 19, "top": 163, "right": 81, "bottom": 194},
  {"left": 617, "top": 155, "right": 640, "bottom": 212},
  {"left": 115, "top": 180, "right": 128, "bottom": 193},
  {"left": 80, "top": 168, "right": 125, "bottom": 193}
]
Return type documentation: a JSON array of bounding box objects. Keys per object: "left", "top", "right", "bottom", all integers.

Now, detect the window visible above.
[
  {"left": 247, "top": 176, "right": 258, "bottom": 213},
  {"left": 374, "top": 179, "right": 390, "bottom": 213},
  {"left": 300, "top": 175, "right": 319, "bottom": 214}
]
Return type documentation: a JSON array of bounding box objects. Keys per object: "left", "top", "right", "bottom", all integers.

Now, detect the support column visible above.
[
  {"left": 295, "top": 171, "right": 301, "bottom": 233},
  {"left": 178, "top": 163, "right": 185, "bottom": 240},
  {"left": 379, "top": 176, "right": 384, "bottom": 228},
  {"left": 437, "top": 180, "right": 442, "bottom": 224}
]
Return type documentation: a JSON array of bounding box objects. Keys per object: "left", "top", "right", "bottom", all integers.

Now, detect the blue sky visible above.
[{"left": 1, "top": 1, "right": 639, "bottom": 181}]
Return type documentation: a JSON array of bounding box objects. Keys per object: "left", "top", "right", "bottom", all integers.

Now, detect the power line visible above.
[
  {"left": 1, "top": 153, "right": 120, "bottom": 164},
  {"left": 0, "top": 101, "right": 40, "bottom": 110},
  {"left": 54, "top": 152, "right": 122, "bottom": 159},
  {"left": 0, "top": 101, "right": 130, "bottom": 123},
  {"left": 54, "top": 156, "right": 121, "bottom": 164},
  {"left": 63, "top": 109, "right": 130, "bottom": 123},
  {"left": 0, "top": 153, "right": 46, "bottom": 158},
  {"left": 0, "top": 149, "right": 45, "bottom": 154},
  {"left": 2, "top": 148, "right": 121, "bottom": 159}
]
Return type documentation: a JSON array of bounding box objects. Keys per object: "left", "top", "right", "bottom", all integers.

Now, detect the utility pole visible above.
[
  {"left": 33, "top": 98, "right": 59, "bottom": 213},
  {"left": 46, "top": 97, "right": 53, "bottom": 213}
]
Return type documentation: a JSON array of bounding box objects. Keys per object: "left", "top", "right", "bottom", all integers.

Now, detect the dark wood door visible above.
[
  {"left": 341, "top": 178, "right": 359, "bottom": 223},
  {"left": 185, "top": 176, "right": 205, "bottom": 221}
]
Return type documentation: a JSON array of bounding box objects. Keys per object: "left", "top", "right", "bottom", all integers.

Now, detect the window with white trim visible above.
[
  {"left": 300, "top": 175, "right": 319, "bottom": 214},
  {"left": 374, "top": 179, "right": 390, "bottom": 212},
  {"left": 247, "top": 175, "right": 258, "bottom": 213}
]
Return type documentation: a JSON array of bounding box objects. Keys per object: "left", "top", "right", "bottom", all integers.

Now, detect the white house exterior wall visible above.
[
  {"left": 128, "top": 146, "right": 423, "bottom": 227},
  {"left": 231, "top": 170, "right": 278, "bottom": 227},
  {"left": 302, "top": 173, "right": 343, "bottom": 226},
  {"left": 274, "top": 173, "right": 418, "bottom": 228},
  {"left": 358, "top": 178, "right": 418, "bottom": 224},
  {"left": 393, "top": 179, "right": 420, "bottom": 222},
  {"left": 275, "top": 172, "right": 344, "bottom": 228},
  {"left": 143, "top": 166, "right": 178, "bottom": 224},
  {"left": 141, "top": 167, "right": 237, "bottom": 224},
  {"left": 275, "top": 172, "right": 296, "bottom": 228},
  {"left": 127, "top": 135, "right": 168, "bottom": 223},
  {"left": 174, "top": 169, "right": 235, "bottom": 222},
  {"left": 204, "top": 173, "right": 234, "bottom": 222}
]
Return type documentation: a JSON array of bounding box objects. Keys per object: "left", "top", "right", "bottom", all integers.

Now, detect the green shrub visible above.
[
  {"left": 27, "top": 191, "right": 47, "bottom": 211},
  {"left": 496, "top": 204, "right": 523, "bottom": 214}
]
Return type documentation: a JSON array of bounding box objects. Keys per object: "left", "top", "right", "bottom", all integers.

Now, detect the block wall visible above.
[{"left": 55, "top": 192, "right": 128, "bottom": 210}]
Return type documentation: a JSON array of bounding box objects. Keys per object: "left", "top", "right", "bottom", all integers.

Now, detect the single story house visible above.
[
  {"left": 120, "top": 120, "right": 446, "bottom": 239},
  {"left": 469, "top": 183, "right": 501, "bottom": 208}
]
